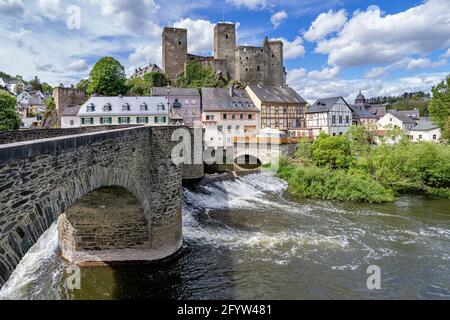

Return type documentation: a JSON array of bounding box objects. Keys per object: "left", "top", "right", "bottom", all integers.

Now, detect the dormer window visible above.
[
  {"left": 103, "top": 103, "right": 112, "bottom": 112},
  {"left": 87, "top": 103, "right": 95, "bottom": 112},
  {"left": 157, "top": 103, "right": 165, "bottom": 111},
  {"left": 122, "top": 103, "right": 131, "bottom": 111},
  {"left": 140, "top": 103, "right": 148, "bottom": 111}
]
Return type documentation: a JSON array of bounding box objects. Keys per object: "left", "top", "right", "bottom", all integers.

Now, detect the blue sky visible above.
[{"left": 0, "top": 0, "right": 449, "bottom": 102}]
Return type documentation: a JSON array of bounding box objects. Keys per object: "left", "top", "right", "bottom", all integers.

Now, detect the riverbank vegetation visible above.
[{"left": 278, "top": 127, "right": 450, "bottom": 203}]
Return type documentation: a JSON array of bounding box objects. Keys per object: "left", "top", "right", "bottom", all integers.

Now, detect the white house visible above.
[
  {"left": 410, "top": 118, "right": 441, "bottom": 143},
  {"left": 0, "top": 78, "right": 6, "bottom": 88},
  {"left": 377, "top": 111, "right": 416, "bottom": 134},
  {"left": 77, "top": 96, "right": 169, "bottom": 127},
  {"left": 61, "top": 106, "right": 82, "bottom": 128},
  {"left": 201, "top": 87, "right": 261, "bottom": 149},
  {"left": 304, "top": 97, "right": 354, "bottom": 139}
]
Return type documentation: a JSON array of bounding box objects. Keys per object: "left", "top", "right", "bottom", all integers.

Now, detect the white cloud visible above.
[
  {"left": 440, "top": 48, "right": 450, "bottom": 59},
  {"left": 271, "top": 10, "right": 288, "bottom": 28},
  {"left": 315, "top": 0, "right": 450, "bottom": 67},
  {"left": 37, "top": 0, "right": 61, "bottom": 20},
  {"left": 365, "top": 57, "right": 448, "bottom": 78},
  {"left": 0, "top": 0, "right": 24, "bottom": 16},
  {"left": 304, "top": 9, "right": 347, "bottom": 42},
  {"left": 67, "top": 59, "right": 89, "bottom": 72},
  {"left": 173, "top": 18, "right": 215, "bottom": 55},
  {"left": 129, "top": 43, "right": 162, "bottom": 70},
  {"left": 307, "top": 66, "right": 340, "bottom": 80},
  {"left": 271, "top": 37, "right": 305, "bottom": 59},
  {"left": 227, "top": 0, "right": 266, "bottom": 10}
]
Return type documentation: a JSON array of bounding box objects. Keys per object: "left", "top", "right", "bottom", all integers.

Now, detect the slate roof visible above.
[
  {"left": 61, "top": 105, "right": 81, "bottom": 116},
  {"left": 202, "top": 87, "right": 259, "bottom": 112},
  {"left": 78, "top": 96, "right": 169, "bottom": 116},
  {"left": 247, "top": 85, "right": 307, "bottom": 104},
  {"left": 391, "top": 109, "right": 420, "bottom": 120},
  {"left": 349, "top": 105, "right": 378, "bottom": 119},
  {"left": 366, "top": 105, "right": 387, "bottom": 118},
  {"left": 410, "top": 117, "right": 440, "bottom": 131},
  {"left": 307, "top": 97, "right": 346, "bottom": 113},
  {"left": 151, "top": 87, "right": 200, "bottom": 97},
  {"left": 387, "top": 111, "right": 416, "bottom": 125}
]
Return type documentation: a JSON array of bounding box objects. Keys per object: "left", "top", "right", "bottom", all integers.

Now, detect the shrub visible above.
[{"left": 311, "top": 133, "right": 354, "bottom": 169}]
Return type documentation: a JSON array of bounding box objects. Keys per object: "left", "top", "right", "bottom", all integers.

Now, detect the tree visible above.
[
  {"left": 443, "top": 116, "right": 450, "bottom": 142},
  {"left": 429, "top": 75, "right": 450, "bottom": 129},
  {"left": 76, "top": 78, "right": 90, "bottom": 94},
  {"left": 0, "top": 90, "right": 21, "bottom": 132},
  {"left": 29, "top": 76, "right": 41, "bottom": 91},
  {"left": 87, "top": 57, "right": 127, "bottom": 96},
  {"left": 175, "top": 60, "right": 226, "bottom": 88},
  {"left": 126, "top": 77, "right": 151, "bottom": 96},
  {"left": 143, "top": 72, "right": 167, "bottom": 87},
  {"left": 310, "top": 133, "right": 354, "bottom": 169},
  {"left": 41, "top": 82, "right": 53, "bottom": 93}
]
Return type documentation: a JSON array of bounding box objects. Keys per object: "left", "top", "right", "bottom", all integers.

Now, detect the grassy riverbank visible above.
[{"left": 277, "top": 127, "right": 450, "bottom": 203}]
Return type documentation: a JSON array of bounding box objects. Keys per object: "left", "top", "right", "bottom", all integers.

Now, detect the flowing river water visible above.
[{"left": 0, "top": 172, "right": 449, "bottom": 300}]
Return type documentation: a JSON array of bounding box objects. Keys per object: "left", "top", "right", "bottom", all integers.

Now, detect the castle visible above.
[{"left": 162, "top": 23, "right": 287, "bottom": 87}]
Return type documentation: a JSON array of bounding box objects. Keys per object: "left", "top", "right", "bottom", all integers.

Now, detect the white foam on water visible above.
[{"left": 0, "top": 223, "right": 60, "bottom": 300}]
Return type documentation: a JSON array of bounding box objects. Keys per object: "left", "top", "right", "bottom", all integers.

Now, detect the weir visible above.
[{"left": 0, "top": 126, "right": 204, "bottom": 287}]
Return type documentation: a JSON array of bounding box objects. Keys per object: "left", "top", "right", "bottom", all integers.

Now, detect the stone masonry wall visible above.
[{"left": 0, "top": 126, "right": 201, "bottom": 287}]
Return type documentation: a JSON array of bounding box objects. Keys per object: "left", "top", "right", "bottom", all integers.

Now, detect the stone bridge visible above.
[{"left": 0, "top": 126, "right": 203, "bottom": 288}]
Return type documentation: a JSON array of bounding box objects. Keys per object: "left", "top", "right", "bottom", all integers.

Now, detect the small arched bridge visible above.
[{"left": 0, "top": 126, "right": 203, "bottom": 288}]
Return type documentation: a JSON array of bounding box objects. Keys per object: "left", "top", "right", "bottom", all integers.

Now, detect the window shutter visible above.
[
  {"left": 100, "top": 118, "right": 104, "bottom": 125},
  {"left": 145, "top": 117, "right": 149, "bottom": 124},
  {"left": 155, "top": 117, "right": 158, "bottom": 123},
  {"left": 127, "top": 117, "right": 131, "bottom": 124},
  {"left": 81, "top": 118, "right": 85, "bottom": 125},
  {"left": 90, "top": 118, "right": 94, "bottom": 125},
  {"left": 163, "top": 117, "right": 167, "bottom": 123},
  {"left": 118, "top": 118, "right": 122, "bottom": 124}
]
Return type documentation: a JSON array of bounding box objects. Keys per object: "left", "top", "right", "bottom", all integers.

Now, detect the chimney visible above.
[{"left": 229, "top": 86, "right": 234, "bottom": 97}]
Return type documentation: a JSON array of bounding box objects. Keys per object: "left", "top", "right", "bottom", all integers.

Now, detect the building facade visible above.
[
  {"left": 151, "top": 87, "right": 201, "bottom": 127},
  {"left": 377, "top": 111, "right": 416, "bottom": 136},
  {"left": 304, "top": 97, "right": 354, "bottom": 139},
  {"left": 245, "top": 85, "right": 307, "bottom": 135},
  {"left": 202, "top": 87, "right": 261, "bottom": 149},
  {"left": 132, "top": 63, "right": 163, "bottom": 78},
  {"left": 410, "top": 118, "right": 441, "bottom": 143},
  {"left": 78, "top": 96, "right": 169, "bottom": 127},
  {"left": 162, "top": 23, "right": 286, "bottom": 87},
  {"left": 61, "top": 106, "right": 82, "bottom": 128}
]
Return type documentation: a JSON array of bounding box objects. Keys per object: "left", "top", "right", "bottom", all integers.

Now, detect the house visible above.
[
  {"left": 303, "top": 97, "right": 354, "bottom": 139},
  {"left": 0, "top": 78, "right": 6, "bottom": 89},
  {"left": 6, "top": 80, "right": 24, "bottom": 95},
  {"left": 132, "top": 63, "right": 163, "bottom": 78},
  {"left": 151, "top": 87, "right": 201, "bottom": 127},
  {"left": 17, "top": 91, "right": 45, "bottom": 117},
  {"left": 77, "top": 96, "right": 169, "bottom": 127},
  {"left": 377, "top": 111, "right": 417, "bottom": 143},
  {"left": 245, "top": 85, "right": 307, "bottom": 135},
  {"left": 202, "top": 87, "right": 261, "bottom": 149},
  {"left": 61, "top": 105, "right": 82, "bottom": 128},
  {"left": 410, "top": 118, "right": 441, "bottom": 143},
  {"left": 349, "top": 105, "right": 378, "bottom": 126},
  {"left": 353, "top": 91, "right": 387, "bottom": 119},
  {"left": 15, "top": 104, "right": 27, "bottom": 118}
]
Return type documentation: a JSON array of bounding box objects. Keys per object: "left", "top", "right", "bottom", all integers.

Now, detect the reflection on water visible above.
[{"left": 1, "top": 173, "right": 449, "bottom": 300}]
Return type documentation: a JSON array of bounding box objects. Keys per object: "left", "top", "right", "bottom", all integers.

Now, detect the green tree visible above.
[
  {"left": 41, "top": 82, "right": 53, "bottom": 93},
  {"left": 175, "top": 60, "right": 225, "bottom": 88},
  {"left": 87, "top": 57, "right": 127, "bottom": 96},
  {"left": 143, "top": 72, "right": 168, "bottom": 87},
  {"left": 29, "top": 76, "right": 41, "bottom": 91},
  {"left": 443, "top": 116, "right": 450, "bottom": 142},
  {"left": 0, "top": 90, "right": 21, "bottom": 131},
  {"left": 310, "top": 133, "right": 354, "bottom": 169},
  {"left": 429, "top": 75, "right": 450, "bottom": 129},
  {"left": 126, "top": 77, "right": 151, "bottom": 96},
  {"left": 76, "top": 78, "right": 90, "bottom": 94}
]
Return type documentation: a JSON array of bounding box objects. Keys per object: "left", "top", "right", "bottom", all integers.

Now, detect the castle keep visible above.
[{"left": 162, "top": 23, "right": 286, "bottom": 87}]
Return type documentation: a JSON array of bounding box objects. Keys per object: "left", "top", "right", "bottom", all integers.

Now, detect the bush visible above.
[
  {"left": 311, "top": 133, "right": 354, "bottom": 169},
  {"left": 0, "top": 90, "right": 21, "bottom": 132},
  {"left": 281, "top": 164, "right": 394, "bottom": 203}
]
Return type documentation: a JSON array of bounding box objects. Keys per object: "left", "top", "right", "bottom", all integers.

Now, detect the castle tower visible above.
[
  {"left": 265, "top": 39, "right": 285, "bottom": 87},
  {"left": 163, "top": 27, "right": 188, "bottom": 81},
  {"left": 214, "top": 23, "right": 236, "bottom": 79}
]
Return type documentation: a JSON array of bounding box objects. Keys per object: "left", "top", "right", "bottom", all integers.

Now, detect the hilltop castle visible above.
[{"left": 162, "top": 23, "right": 286, "bottom": 87}]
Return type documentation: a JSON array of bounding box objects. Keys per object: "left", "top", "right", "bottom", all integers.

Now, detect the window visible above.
[
  {"left": 192, "top": 99, "right": 196, "bottom": 105},
  {"left": 248, "top": 114, "right": 253, "bottom": 120},
  {"left": 137, "top": 117, "right": 149, "bottom": 124},
  {"left": 87, "top": 103, "right": 95, "bottom": 112},
  {"left": 223, "top": 113, "right": 227, "bottom": 120},
  {"left": 339, "top": 116, "right": 343, "bottom": 124},
  {"left": 240, "top": 113, "right": 244, "bottom": 120},
  {"left": 346, "top": 116, "right": 350, "bottom": 124},
  {"left": 419, "top": 135, "right": 423, "bottom": 140},
  {"left": 332, "top": 115, "right": 336, "bottom": 124},
  {"left": 226, "top": 34, "right": 229, "bottom": 39},
  {"left": 100, "top": 117, "right": 112, "bottom": 125},
  {"left": 103, "top": 103, "right": 112, "bottom": 112},
  {"left": 228, "top": 125, "right": 232, "bottom": 133},
  {"left": 390, "top": 118, "right": 393, "bottom": 122},
  {"left": 140, "top": 103, "right": 148, "bottom": 111},
  {"left": 185, "top": 99, "right": 189, "bottom": 105},
  {"left": 217, "top": 125, "right": 223, "bottom": 132},
  {"left": 122, "top": 103, "right": 131, "bottom": 111},
  {"left": 70, "top": 120, "right": 74, "bottom": 126},
  {"left": 236, "top": 125, "right": 240, "bottom": 132},
  {"left": 206, "top": 115, "right": 215, "bottom": 121},
  {"left": 157, "top": 103, "right": 165, "bottom": 111},
  {"left": 232, "top": 114, "right": 236, "bottom": 120},
  {"left": 118, "top": 117, "right": 131, "bottom": 124},
  {"left": 245, "top": 68, "right": 249, "bottom": 72},
  {"left": 154, "top": 116, "right": 167, "bottom": 124},
  {"left": 257, "top": 66, "right": 260, "bottom": 71},
  {"left": 433, "top": 134, "right": 437, "bottom": 140}
]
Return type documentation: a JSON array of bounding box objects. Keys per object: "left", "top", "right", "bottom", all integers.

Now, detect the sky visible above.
[{"left": 0, "top": 0, "right": 449, "bottom": 103}]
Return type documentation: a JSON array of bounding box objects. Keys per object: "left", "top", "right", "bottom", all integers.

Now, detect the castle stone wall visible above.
[{"left": 163, "top": 28, "right": 187, "bottom": 80}]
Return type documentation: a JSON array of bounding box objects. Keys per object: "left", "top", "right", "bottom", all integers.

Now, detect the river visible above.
[{"left": 0, "top": 172, "right": 449, "bottom": 300}]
